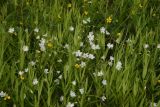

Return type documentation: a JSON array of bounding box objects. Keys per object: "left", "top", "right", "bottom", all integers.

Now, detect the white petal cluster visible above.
[
  {"left": 87, "top": 32, "right": 100, "bottom": 50},
  {"left": 74, "top": 50, "right": 95, "bottom": 60},
  {"left": 39, "top": 38, "right": 46, "bottom": 51}
]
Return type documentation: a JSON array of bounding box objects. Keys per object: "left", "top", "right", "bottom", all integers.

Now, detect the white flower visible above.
[
  {"left": 39, "top": 38, "right": 46, "bottom": 51},
  {"left": 82, "top": 20, "right": 87, "bottom": 24},
  {"left": 101, "top": 96, "right": 106, "bottom": 101},
  {"left": 57, "top": 59, "right": 62, "bottom": 63},
  {"left": 97, "top": 71, "right": 104, "bottom": 77},
  {"left": 116, "top": 61, "right": 122, "bottom": 71},
  {"left": 106, "top": 30, "right": 110, "bottom": 35},
  {"left": 75, "top": 50, "right": 82, "bottom": 57},
  {"left": 144, "top": 44, "right": 149, "bottom": 49},
  {"left": 23, "top": 45, "right": 29, "bottom": 52},
  {"left": 24, "top": 68, "right": 29, "bottom": 72},
  {"left": 110, "top": 56, "right": 114, "bottom": 61},
  {"left": 91, "top": 44, "right": 100, "bottom": 50},
  {"left": 44, "top": 69, "right": 49, "bottom": 74},
  {"left": 0, "top": 91, "right": 6, "bottom": 97},
  {"left": 34, "top": 27, "right": 39, "bottom": 33},
  {"left": 102, "top": 80, "right": 107, "bottom": 86},
  {"left": 157, "top": 44, "right": 160, "bottom": 49},
  {"left": 64, "top": 44, "right": 69, "bottom": 49},
  {"left": 108, "top": 61, "right": 113, "bottom": 66},
  {"left": 18, "top": 71, "right": 24, "bottom": 75},
  {"left": 29, "top": 61, "right": 36, "bottom": 66},
  {"left": 100, "top": 27, "right": 106, "bottom": 34},
  {"left": 60, "top": 96, "right": 64, "bottom": 102},
  {"left": 107, "top": 43, "right": 114, "bottom": 49},
  {"left": 82, "top": 53, "right": 89, "bottom": 58},
  {"left": 8, "top": 27, "right": 15, "bottom": 33},
  {"left": 33, "top": 78, "right": 38, "bottom": 85},
  {"left": 88, "top": 54, "right": 95, "bottom": 59},
  {"left": 80, "top": 42, "right": 84, "bottom": 47},
  {"left": 150, "top": 102, "right": 157, "bottom": 107},
  {"left": 72, "top": 80, "right": 76, "bottom": 86},
  {"left": 66, "top": 102, "right": 74, "bottom": 107},
  {"left": 70, "top": 90, "right": 76, "bottom": 98},
  {"left": 69, "top": 26, "right": 74, "bottom": 31},
  {"left": 56, "top": 71, "right": 61, "bottom": 74},
  {"left": 79, "top": 88, "right": 84, "bottom": 95},
  {"left": 54, "top": 79, "right": 60, "bottom": 84},
  {"left": 58, "top": 75, "right": 62, "bottom": 79},
  {"left": 87, "top": 33, "right": 94, "bottom": 42},
  {"left": 86, "top": 17, "right": 91, "bottom": 22},
  {"left": 80, "top": 61, "right": 86, "bottom": 68},
  {"left": 36, "top": 36, "right": 40, "bottom": 39}
]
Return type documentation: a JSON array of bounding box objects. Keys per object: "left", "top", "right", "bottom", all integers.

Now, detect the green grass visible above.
[{"left": 0, "top": 0, "right": 160, "bottom": 107}]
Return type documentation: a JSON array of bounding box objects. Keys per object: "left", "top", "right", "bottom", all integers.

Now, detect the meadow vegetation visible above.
[{"left": 0, "top": 0, "right": 160, "bottom": 107}]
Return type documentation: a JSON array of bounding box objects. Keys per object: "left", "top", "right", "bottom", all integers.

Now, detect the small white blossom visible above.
[
  {"left": 34, "top": 27, "right": 39, "bottom": 33},
  {"left": 33, "top": 78, "right": 38, "bottom": 85},
  {"left": 69, "top": 26, "right": 74, "bottom": 31},
  {"left": 29, "top": 61, "right": 36, "bottom": 66},
  {"left": 144, "top": 44, "right": 149, "bottom": 49},
  {"left": 56, "top": 71, "right": 61, "bottom": 74},
  {"left": 88, "top": 54, "right": 95, "bottom": 59},
  {"left": 23, "top": 45, "right": 29, "bottom": 52},
  {"left": 102, "top": 80, "right": 107, "bottom": 86},
  {"left": 75, "top": 50, "right": 82, "bottom": 57},
  {"left": 110, "top": 56, "right": 114, "bottom": 61},
  {"left": 80, "top": 61, "right": 86, "bottom": 68},
  {"left": 107, "top": 43, "right": 114, "bottom": 49},
  {"left": 106, "top": 30, "right": 110, "bottom": 35},
  {"left": 101, "top": 96, "right": 106, "bottom": 101},
  {"left": 18, "top": 71, "right": 24, "bottom": 76},
  {"left": 108, "top": 61, "right": 113, "bottom": 66},
  {"left": 116, "top": 61, "right": 122, "bottom": 71},
  {"left": 157, "top": 44, "right": 160, "bottom": 49},
  {"left": 79, "top": 88, "right": 84, "bottom": 95},
  {"left": 24, "top": 68, "right": 29, "bottom": 72},
  {"left": 97, "top": 71, "right": 104, "bottom": 77},
  {"left": 82, "top": 53, "right": 89, "bottom": 58},
  {"left": 60, "top": 96, "right": 64, "bottom": 102},
  {"left": 66, "top": 102, "right": 74, "bottom": 107},
  {"left": 0, "top": 91, "right": 6, "bottom": 97},
  {"left": 64, "top": 44, "right": 69, "bottom": 49},
  {"left": 72, "top": 80, "right": 76, "bottom": 86},
  {"left": 44, "top": 69, "right": 49, "bottom": 74},
  {"left": 80, "top": 42, "right": 84, "bottom": 47},
  {"left": 100, "top": 27, "right": 106, "bottom": 34},
  {"left": 54, "top": 79, "right": 60, "bottom": 84},
  {"left": 57, "top": 59, "right": 62, "bottom": 63},
  {"left": 150, "top": 102, "right": 157, "bottom": 107},
  {"left": 91, "top": 44, "right": 100, "bottom": 50},
  {"left": 70, "top": 90, "right": 76, "bottom": 98},
  {"left": 58, "top": 75, "right": 62, "bottom": 79},
  {"left": 8, "top": 27, "right": 15, "bottom": 33}
]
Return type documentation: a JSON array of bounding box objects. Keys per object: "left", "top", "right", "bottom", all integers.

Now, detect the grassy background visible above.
[{"left": 0, "top": 0, "right": 160, "bottom": 107}]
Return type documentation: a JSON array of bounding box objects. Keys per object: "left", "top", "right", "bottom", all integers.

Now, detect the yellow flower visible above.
[
  {"left": 4, "top": 95, "right": 11, "bottom": 100},
  {"left": 117, "top": 33, "right": 121, "bottom": 36},
  {"left": 20, "top": 75, "right": 25, "bottom": 80},
  {"left": 84, "top": 11, "right": 88, "bottom": 16},
  {"left": 75, "top": 64, "right": 80, "bottom": 69},
  {"left": 157, "top": 80, "right": 160, "bottom": 84},
  {"left": 67, "top": 3, "right": 72, "bottom": 8},
  {"left": 47, "top": 42, "right": 53, "bottom": 48},
  {"left": 106, "top": 16, "right": 112, "bottom": 24}
]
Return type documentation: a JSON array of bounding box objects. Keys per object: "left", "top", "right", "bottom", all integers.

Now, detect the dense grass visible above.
[{"left": 0, "top": 0, "right": 160, "bottom": 107}]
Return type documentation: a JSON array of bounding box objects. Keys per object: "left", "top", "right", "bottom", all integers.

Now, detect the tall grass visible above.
[{"left": 0, "top": 0, "right": 160, "bottom": 107}]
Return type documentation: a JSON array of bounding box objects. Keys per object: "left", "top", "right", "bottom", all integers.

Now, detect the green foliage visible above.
[{"left": 0, "top": 0, "right": 160, "bottom": 107}]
